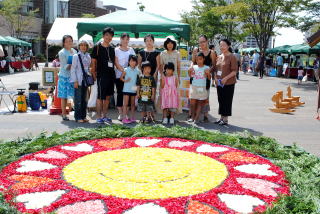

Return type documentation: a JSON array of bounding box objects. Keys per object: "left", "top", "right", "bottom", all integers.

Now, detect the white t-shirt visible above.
[
  {"left": 298, "top": 69, "right": 304, "bottom": 77},
  {"left": 115, "top": 47, "right": 135, "bottom": 79},
  {"left": 253, "top": 53, "right": 260, "bottom": 64}
]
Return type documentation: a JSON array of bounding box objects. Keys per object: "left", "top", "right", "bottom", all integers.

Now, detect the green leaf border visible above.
[{"left": 0, "top": 125, "right": 319, "bottom": 214}]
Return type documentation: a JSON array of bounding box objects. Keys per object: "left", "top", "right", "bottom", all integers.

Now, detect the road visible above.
[{"left": 0, "top": 66, "right": 319, "bottom": 156}]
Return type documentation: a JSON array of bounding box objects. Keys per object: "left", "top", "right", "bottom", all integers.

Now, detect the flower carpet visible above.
[{"left": 0, "top": 137, "right": 290, "bottom": 214}]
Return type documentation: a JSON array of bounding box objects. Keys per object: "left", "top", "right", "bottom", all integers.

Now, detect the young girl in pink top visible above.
[{"left": 161, "top": 62, "right": 179, "bottom": 125}]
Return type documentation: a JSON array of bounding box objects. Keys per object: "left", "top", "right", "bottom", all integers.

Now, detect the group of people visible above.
[{"left": 56, "top": 27, "right": 238, "bottom": 126}]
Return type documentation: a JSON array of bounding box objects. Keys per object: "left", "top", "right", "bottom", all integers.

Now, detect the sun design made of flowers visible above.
[{"left": 0, "top": 137, "right": 290, "bottom": 214}]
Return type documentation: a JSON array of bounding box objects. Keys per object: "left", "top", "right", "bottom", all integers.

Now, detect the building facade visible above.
[
  {"left": 242, "top": 35, "right": 273, "bottom": 50},
  {"left": 0, "top": 0, "right": 110, "bottom": 55}
]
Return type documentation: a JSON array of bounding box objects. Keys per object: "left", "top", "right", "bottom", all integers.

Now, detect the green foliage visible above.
[
  {"left": 81, "top": 13, "right": 96, "bottom": 18},
  {"left": 297, "top": 1, "right": 320, "bottom": 32},
  {"left": 210, "top": 0, "right": 309, "bottom": 53},
  {"left": 0, "top": 125, "right": 319, "bottom": 213},
  {"left": 180, "top": 0, "right": 246, "bottom": 46},
  {"left": 0, "top": 0, "right": 39, "bottom": 38}
]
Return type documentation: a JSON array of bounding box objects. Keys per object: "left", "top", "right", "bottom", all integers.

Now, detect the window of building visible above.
[{"left": 58, "top": 0, "right": 69, "bottom": 18}]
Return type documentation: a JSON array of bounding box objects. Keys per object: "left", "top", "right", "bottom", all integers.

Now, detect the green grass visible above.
[{"left": 0, "top": 125, "right": 319, "bottom": 214}]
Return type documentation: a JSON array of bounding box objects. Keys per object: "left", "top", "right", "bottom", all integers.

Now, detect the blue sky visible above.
[{"left": 102, "top": 0, "right": 305, "bottom": 47}]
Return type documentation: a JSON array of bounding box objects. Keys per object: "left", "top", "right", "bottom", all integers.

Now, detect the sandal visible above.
[{"left": 83, "top": 118, "right": 89, "bottom": 123}]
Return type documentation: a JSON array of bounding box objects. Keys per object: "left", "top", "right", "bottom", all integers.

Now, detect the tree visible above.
[
  {"left": 137, "top": 2, "right": 145, "bottom": 12},
  {"left": 0, "top": 0, "right": 38, "bottom": 38},
  {"left": 297, "top": 0, "right": 320, "bottom": 32},
  {"left": 211, "top": 0, "right": 308, "bottom": 53},
  {"left": 180, "top": 0, "right": 246, "bottom": 47},
  {"left": 81, "top": 13, "right": 96, "bottom": 18}
]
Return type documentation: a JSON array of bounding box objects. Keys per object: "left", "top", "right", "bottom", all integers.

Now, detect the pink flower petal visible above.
[
  {"left": 56, "top": 200, "right": 106, "bottom": 214},
  {"left": 237, "top": 178, "right": 281, "bottom": 197}
]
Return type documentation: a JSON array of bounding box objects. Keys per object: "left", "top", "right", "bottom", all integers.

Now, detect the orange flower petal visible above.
[
  {"left": 220, "top": 152, "right": 259, "bottom": 162},
  {"left": 187, "top": 200, "right": 221, "bottom": 214},
  {"left": 9, "top": 175, "right": 54, "bottom": 190},
  {"left": 98, "top": 139, "right": 125, "bottom": 148}
]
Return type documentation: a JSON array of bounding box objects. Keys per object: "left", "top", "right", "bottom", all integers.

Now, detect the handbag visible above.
[{"left": 78, "top": 53, "right": 94, "bottom": 87}]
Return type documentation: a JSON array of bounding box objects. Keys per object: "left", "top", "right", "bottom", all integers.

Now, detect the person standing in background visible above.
[
  {"left": 276, "top": 53, "right": 284, "bottom": 77},
  {"left": 234, "top": 49, "right": 241, "bottom": 80},
  {"left": 252, "top": 50, "right": 260, "bottom": 76},
  {"left": 257, "top": 52, "right": 266, "bottom": 79}
]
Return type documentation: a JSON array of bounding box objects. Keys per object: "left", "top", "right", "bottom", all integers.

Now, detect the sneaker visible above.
[
  {"left": 103, "top": 117, "right": 112, "bottom": 123},
  {"left": 219, "top": 120, "right": 228, "bottom": 126},
  {"left": 140, "top": 117, "right": 147, "bottom": 123},
  {"left": 148, "top": 116, "right": 155, "bottom": 123},
  {"left": 130, "top": 118, "right": 136, "bottom": 123},
  {"left": 96, "top": 118, "right": 104, "bottom": 124},
  {"left": 118, "top": 114, "right": 123, "bottom": 121},
  {"left": 122, "top": 118, "right": 131, "bottom": 124},
  {"left": 214, "top": 119, "right": 222, "bottom": 124},
  {"left": 162, "top": 118, "right": 168, "bottom": 124},
  {"left": 187, "top": 118, "right": 194, "bottom": 123},
  {"left": 169, "top": 118, "right": 174, "bottom": 125}
]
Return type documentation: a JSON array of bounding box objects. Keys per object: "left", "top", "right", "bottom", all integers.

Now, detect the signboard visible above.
[{"left": 42, "top": 67, "right": 59, "bottom": 86}]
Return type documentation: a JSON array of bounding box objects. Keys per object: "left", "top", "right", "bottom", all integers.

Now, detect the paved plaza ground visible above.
[{"left": 0, "top": 65, "right": 319, "bottom": 156}]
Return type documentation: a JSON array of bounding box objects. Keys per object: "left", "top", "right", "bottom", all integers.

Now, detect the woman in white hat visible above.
[{"left": 70, "top": 40, "right": 91, "bottom": 123}]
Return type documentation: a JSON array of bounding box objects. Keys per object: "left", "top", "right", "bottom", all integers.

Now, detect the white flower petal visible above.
[
  {"left": 135, "top": 139, "right": 161, "bottom": 147},
  {"left": 16, "top": 190, "right": 66, "bottom": 209},
  {"left": 168, "top": 141, "right": 194, "bottom": 148},
  {"left": 62, "top": 143, "right": 93, "bottom": 152},
  {"left": 123, "top": 203, "right": 168, "bottom": 214},
  {"left": 16, "top": 160, "right": 57, "bottom": 172},
  {"left": 219, "top": 194, "right": 265, "bottom": 214},
  {"left": 235, "top": 164, "right": 278, "bottom": 176},
  {"left": 196, "top": 144, "right": 229, "bottom": 153},
  {"left": 34, "top": 150, "right": 68, "bottom": 159}
]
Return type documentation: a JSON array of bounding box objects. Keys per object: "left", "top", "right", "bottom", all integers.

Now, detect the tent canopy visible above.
[
  {"left": 46, "top": 18, "right": 168, "bottom": 48},
  {"left": 46, "top": 18, "right": 93, "bottom": 46},
  {"left": 5, "top": 36, "right": 31, "bottom": 47},
  {"left": 0, "top": 36, "right": 11, "bottom": 45},
  {"left": 77, "top": 10, "right": 191, "bottom": 42},
  {"left": 288, "top": 43, "right": 320, "bottom": 54},
  {"left": 266, "top": 45, "right": 291, "bottom": 54}
]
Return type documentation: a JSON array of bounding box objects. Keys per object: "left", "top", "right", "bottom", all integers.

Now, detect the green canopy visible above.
[
  {"left": 288, "top": 43, "right": 320, "bottom": 54},
  {"left": 0, "top": 36, "right": 12, "bottom": 45},
  {"left": 4, "top": 36, "right": 32, "bottom": 47},
  {"left": 77, "top": 10, "right": 191, "bottom": 42},
  {"left": 266, "top": 45, "right": 291, "bottom": 54}
]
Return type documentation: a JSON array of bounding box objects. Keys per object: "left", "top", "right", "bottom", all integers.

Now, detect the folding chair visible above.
[{"left": 0, "top": 78, "right": 16, "bottom": 113}]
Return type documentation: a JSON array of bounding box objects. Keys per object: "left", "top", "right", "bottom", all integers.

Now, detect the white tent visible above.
[
  {"left": 46, "top": 18, "right": 165, "bottom": 48},
  {"left": 46, "top": 18, "right": 94, "bottom": 46}
]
